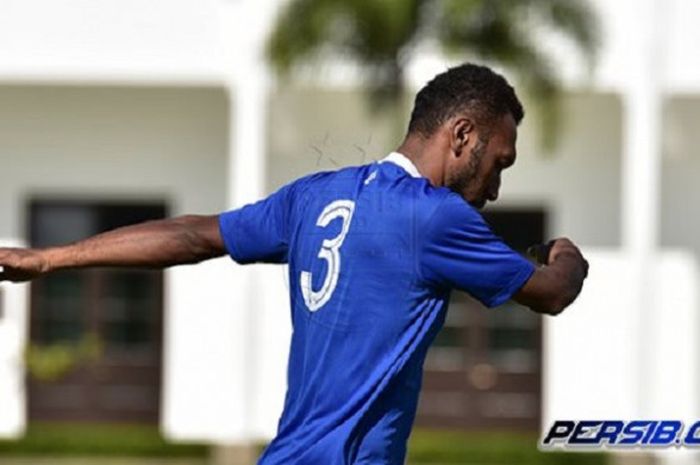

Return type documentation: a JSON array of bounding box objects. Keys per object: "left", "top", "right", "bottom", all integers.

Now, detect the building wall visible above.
[
  {"left": 268, "top": 89, "right": 623, "bottom": 247},
  {"left": 0, "top": 85, "right": 230, "bottom": 437},
  {"left": 661, "top": 96, "right": 700, "bottom": 257},
  {"left": 0, "top": 85, "right": 229, "bottom": 232}
]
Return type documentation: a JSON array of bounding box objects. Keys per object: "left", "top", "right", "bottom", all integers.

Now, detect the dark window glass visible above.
[
  {"left": 101, "top": 270, "right": 160, "bottom": 349},
  {"left": 33, "top": 271, "right": 86, "bottom": 344},
  {"left": 29, "top": 200, "right": 166, "bottom": 349},
  {"left": 28, "top": 199, "right": 167, "bottom": 424}
]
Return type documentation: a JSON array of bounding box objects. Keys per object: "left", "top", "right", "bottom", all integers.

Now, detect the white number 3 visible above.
[{"left": 300, "top": 200, "right": 356, "bottom": 312}]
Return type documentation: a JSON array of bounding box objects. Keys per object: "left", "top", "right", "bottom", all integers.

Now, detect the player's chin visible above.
[{"left": 469, "top": 198, "right": 487, "bottom": 210}]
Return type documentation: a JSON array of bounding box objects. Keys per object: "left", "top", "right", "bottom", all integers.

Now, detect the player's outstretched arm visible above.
[
  {"left": 514, "top": 238, "right": 588, "bottom": 316},
  {"left": 0, "top": 215, "right": 225, "bottom": 282}
]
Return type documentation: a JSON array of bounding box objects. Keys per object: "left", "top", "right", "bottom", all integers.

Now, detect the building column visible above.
[
  {"left": 606, "top": 2, "right": 699, "bottom": 462},
  {"left": 216, "top": 0, "right": 277, "bottom": 463},
  {"left": 619, "top": 0, "right": 663, "bottom": 416}
]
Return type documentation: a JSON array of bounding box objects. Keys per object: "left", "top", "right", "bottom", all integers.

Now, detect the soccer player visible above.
[{"left": 0, "top": 63, "right": 588, "bottom": 464}]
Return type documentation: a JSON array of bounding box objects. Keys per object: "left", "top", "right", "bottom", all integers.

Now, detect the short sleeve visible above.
[
  {"left": 218, "top": 182, "right": 296, "bottom": 264},
  {"left": 419, "top": 194, "right": 535, "bottom": 308}
]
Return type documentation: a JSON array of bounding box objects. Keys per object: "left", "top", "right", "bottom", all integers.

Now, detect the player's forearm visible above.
[
  {"left": 515, "top": 252, "right": 587, "bottom": 315},
  {"left": 40, "top": 215, "right": 226, "bottom": 272}
]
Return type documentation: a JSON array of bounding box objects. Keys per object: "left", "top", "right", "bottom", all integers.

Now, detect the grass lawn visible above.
[
  {"left": 0, "top": 423, "right": 607, "bottom": 465},
  {"left": 408, "top": 429, "right": 608, "bottom": 465},
  {"left": 0, "top": 423, "right": 207, "bottom": 458}
]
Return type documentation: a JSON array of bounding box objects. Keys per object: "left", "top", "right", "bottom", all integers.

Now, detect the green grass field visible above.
[
  {"left": 0, "top": 424, "right": 608, "bottom": 465},
  {"left": 0, "top": 423, "right": 207, "bottom": 458},
  {"left": 408, "top": 430, "right": 608, "bottom": 464}
]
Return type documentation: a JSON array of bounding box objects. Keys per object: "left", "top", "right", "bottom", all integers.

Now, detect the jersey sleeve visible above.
[
  {"left": 218, "top": 181, "right": 296, "bottom": 264},
  {"left": 418, "top": 194, "right": 535, "bottom": 308}
]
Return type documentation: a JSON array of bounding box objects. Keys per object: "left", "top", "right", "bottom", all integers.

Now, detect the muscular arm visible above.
[
  {"left": 513, "top": 238, "right": 588, "bottom": 316},
  {"left": 0, "top": 214, "right": 226, "bottom": 282}
]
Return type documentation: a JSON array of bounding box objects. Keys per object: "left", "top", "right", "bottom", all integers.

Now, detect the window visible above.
[{"left": 28, "top": 199, "right": 166, "bottom": 423}]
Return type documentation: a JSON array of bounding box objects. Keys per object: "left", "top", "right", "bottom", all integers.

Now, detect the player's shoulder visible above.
[
  {"left": 432, "top": 190, "right": 481, "bottom": 217},
  {"left": 420, "top": 191, "right": 492, "bottom": 244},
  {"left": 399, "top": 177, "right": 470, "bottom": 223},
  {"left": 356, "top": 158, "right": 468, "bottom": 223},
  {"left": 292, "top": 164, "right": 368, "bottom": 187},
  {"left": 281, "top": 161, "right": 472, "bottom": 220},
  {"left": 274, "top": 164, "right": 372, "bottom": 214}
]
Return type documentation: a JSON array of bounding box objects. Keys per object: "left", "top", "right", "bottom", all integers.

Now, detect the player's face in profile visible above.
[{"left": 447, "top": 113, "right": 517, "bottom": 209}]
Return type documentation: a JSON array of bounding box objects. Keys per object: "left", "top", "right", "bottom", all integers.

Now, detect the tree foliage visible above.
[{"left": 267, "top": 0, "right": 598, "bottom": 149}]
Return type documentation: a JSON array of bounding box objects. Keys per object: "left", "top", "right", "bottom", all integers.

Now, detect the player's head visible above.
[{"left": 407, "top": 63, "right": 524, "bottom": 209}]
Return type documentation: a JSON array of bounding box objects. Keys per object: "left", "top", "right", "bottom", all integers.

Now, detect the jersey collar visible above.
[{"left": 379, "top": 152, "right": 423, "bottom": 178}]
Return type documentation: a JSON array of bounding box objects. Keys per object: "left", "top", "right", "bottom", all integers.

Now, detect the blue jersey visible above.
[{"left": 218, "top": 152, "right": 535, "bottom": 465}]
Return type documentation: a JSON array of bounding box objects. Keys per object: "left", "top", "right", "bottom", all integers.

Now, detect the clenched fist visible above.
[{"left": 0, "top": 248, "right": 50, "bottom": 282}]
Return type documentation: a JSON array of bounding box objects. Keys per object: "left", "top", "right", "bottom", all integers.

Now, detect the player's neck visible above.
[{"left": 395, "top": 135, "right": 446, "bottom": 187}]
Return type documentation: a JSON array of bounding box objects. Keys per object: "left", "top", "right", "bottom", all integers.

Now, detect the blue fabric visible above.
[
  {"left": 218, "top": 158, "right": 535, "bottom": 465},
  {"left": 419, "top": 194, "right": 536, "bottom": 308}
]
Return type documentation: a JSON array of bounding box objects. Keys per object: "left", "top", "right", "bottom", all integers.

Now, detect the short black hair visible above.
[{"left": 407, "top": 63, "right": 524, "bottom": 137}]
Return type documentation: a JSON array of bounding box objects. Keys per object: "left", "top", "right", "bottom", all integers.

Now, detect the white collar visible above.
[{"left": 379, "top": 152, "right": 422, "bottom": 178}]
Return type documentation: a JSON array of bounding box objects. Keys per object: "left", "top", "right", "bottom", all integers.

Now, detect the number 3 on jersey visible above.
[{"left": 300, "top": 200, "right": 355, "bottom": 312}]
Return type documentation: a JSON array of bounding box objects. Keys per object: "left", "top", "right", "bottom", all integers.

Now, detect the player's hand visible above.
[
  {"left": 0, "top": 248, "right": 51, "bottom": 282},
  {"left": 549, "top": 238, "right": 589, "bottom": 278}
]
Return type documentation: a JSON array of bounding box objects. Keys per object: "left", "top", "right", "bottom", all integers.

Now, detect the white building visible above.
[{"left": 0, "top": 0, "right": 698, "bottom": 463}]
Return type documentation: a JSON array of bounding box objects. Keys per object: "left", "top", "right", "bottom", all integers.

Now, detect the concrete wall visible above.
[
  {"left": 268, "top": 89, "right": 623, "bottom": 247},
  {"left": 502, "top": 93, "right": 623, "bottom": 246},
  {"left": 661, "top": 96, "right": 700, "bottom": 256},
  {"left": 0, "top": 254, "right": 29, "bottom": 438},
  {"left": 544, "top": 249, "right": 700, "bottom": 462},
  {"left": 0, "top": 85, "right": 230, "bottom": 439},
  {"left": 267, "top": 88, "right": 406, "bottom": 187},
  {"left": 0, "top": 85, "right": 229, "bottom": 230}
]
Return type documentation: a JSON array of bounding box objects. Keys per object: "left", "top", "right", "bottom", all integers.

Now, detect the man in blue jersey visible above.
[{"left": 0, "top": 63, "right": 587, "bottom": 464}]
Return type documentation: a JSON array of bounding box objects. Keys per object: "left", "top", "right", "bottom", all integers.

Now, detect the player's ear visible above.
[{"left": 450, "top": 117, "right": 474, "bottom": 157}]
